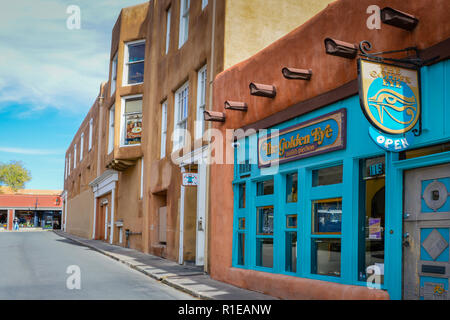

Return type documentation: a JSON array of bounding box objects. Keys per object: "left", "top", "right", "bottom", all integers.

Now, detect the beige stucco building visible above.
[{"left": 62, "top": 0, "right": 334, "bottom": 270}]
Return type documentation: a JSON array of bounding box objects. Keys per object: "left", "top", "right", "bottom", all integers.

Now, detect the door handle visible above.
[{"left": 198, "top": 217, "right": 204, "bottom": 231}]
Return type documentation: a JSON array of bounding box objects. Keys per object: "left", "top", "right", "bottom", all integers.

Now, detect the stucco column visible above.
[
  {"left": 110, "top": 188, "right": 115, "bottom": 245},
  {"left": 92, "top": 196, "right": 98, "bottom": 239},
  {"left": 7, "top": 209, "right": 14, "bottom": 231}
]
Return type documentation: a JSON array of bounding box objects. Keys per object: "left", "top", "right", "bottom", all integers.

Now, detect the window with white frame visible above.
[
  {"left": 65, "top": 157, "right": 68, "bottom": 179},
  {"left": 121, "top": 95, "right": 143, "bottom": 146},
  {"left": 111, "top": 52, "right": 118, "bottom": 95},
  {"left": 173, "top": 82, "right": 189, "bottom": 151},
  {"left": 74, "top": 144, "right": 77, "bottom": 168},
  {"left": 88, "top": 118, "right": 93, "bottom": 151},
  {"left": 178, "top": 0, "right": 190, "bottom": 48},
  {"left": 80, "top": 133, "right": 84, "bottom": 161},
  {"left": 202, "top": 0, "right": 208, "bottom": 10},
  {"left": 161, "top": 100, "right": 168, "bottom": 158},
  {"left": 68, "top": 155, "right": 71, "bottom": 175},
  {"left": 196, "top": 65, "right": 207, "bottom": 140},
  {"left": 165, "top": 7, "right": 171, "bottom": 54},
  {"left": 108, "top": 105, "right": 115, "bottom": 154},
  {"left": 123, "top": 40, "right": 145, "bottom": 85}
]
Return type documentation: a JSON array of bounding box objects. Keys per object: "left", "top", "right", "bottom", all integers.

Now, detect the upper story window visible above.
[
  {"left": 80, "top": 133, "right": 84, "bottom": 161},
  {"left": 202, "top": 0, "right": 208, "bottom": 10},
  {"left": 178, "top": 0, "right": 190, "bottom": 48},
  {"left": 108, "top": 105, "right": 115, "bottom": 154},
  {"left": 88, "top": 118, "right": 93, "bottom": 151},
  {"left": 123, "top": 40, "right": 145, "bottom": 85},
  {"left": 73, "top": 144, "right": 77, "bottom": 168},
  {"left": 111, "top": 52, "right": 118, "bottom": 95},
  {"left": 65, "top": 157, "right": 68, "bottom": 179},
  {"left": 161, "top": 100, "right": 168, "bottom": 159},
  {"left": 68, "top": 155, "right": 71, "bottom": 175},
  {"left": 165, "top": 7, "right": 171, "bottom": 54},
  {"left": 196, "top": 65, "right": 207, "bottom": 140},
  {"left": 121, "top": 95, "right": 143, "bottom": 146},
  {"left": 173, "top": 81, "right": 189, "bottom": 151}
]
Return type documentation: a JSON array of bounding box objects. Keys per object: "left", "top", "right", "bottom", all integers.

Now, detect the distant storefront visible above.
[{"left": 0, "top": 190, "right": 62, "bottom": 230}]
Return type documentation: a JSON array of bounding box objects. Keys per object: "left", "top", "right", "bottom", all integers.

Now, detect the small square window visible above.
[
  {"left": 238, "top": 218, "right": 245, "bottom": 230},
  {"left": 312, "top": 165, "right": 343, "bottom": 187},
  {"left": 257, "top": 206, "right": 273, "bottom": 235},
  {"left": 286, "top": 172, "right": 298, "bottom": 203},
  {"left": 312, "top": 198, "right": 342, "bottom": 234},
  {"left": 286, "top": 215, "right": 297, "bottom": 228},
  {"left": 257, "top": 179, "right": 274, "bottom": 196}
]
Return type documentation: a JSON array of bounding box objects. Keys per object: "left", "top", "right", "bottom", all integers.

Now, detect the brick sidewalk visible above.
[{"left": 53, "top": 230, "right": 277, "bottom": 300}]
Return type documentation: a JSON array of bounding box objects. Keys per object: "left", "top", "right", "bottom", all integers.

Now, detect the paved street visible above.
[{"left": 0, "top": 231, "right": 194, "bottom": 300}]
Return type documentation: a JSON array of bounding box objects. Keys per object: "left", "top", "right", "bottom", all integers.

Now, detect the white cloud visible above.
[
  {"left": 0, "top": 0, "right": 148, "bottom": 116},
  {"left": 0, "top": 147, "right": 63, "bottom": 156}
]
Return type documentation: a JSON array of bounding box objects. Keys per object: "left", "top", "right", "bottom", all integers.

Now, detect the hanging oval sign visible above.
[{"left": 358, "top": 59, "right": 421, "bottom": 135}]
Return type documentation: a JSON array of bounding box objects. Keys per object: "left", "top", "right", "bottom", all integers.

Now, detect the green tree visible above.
[{"left": 0, "top": 161, "right": 32, "bottom": 191}]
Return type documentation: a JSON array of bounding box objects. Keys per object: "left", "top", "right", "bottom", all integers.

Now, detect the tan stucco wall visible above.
[
  {"left": 223, "top": 0, "right": 334, "bottom": 69},
  {"left": 66, "top": 189, "right": 94, "bottom": 239}
]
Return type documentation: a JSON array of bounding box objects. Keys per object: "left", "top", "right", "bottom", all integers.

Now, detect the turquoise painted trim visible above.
[{"left": 230, "top": 60, "right": 450, "bottom": 299}]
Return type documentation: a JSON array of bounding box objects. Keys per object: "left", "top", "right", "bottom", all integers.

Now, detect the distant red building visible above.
[{"left": 0, "top": 188, "right": 62, "bottom": 230}]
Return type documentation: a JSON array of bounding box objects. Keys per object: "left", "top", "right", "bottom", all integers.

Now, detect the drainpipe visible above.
[
  {"left": 203, "top": 0, "right": 217, "bottom": 274},
  {"left": 97, "top": 82, "right": 106, "bottom": 177}
]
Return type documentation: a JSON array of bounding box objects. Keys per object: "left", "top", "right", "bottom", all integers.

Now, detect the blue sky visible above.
[{"left": 0, "top": 0, "right": 148, "bottom": 190}]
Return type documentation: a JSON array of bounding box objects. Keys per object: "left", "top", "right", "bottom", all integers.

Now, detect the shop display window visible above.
[
  {"left": 123, "top": 97, "right": 143, "bottom": 146},
  {"left": 256, "top": 238, "right": 273, "bottom": 268},
  {"left": 257, "top": 206, "right": 274, "bottom": 235},
  {"left": 311, "top": 238, "right": 341, "bottom": 277},
  {"left": 286, "top": 215, "right": 297, "bottom": 228},
  {"left": 312, "top": 165, "right": 343, "bottom": 187},
  {"left": 312, "top": 198, "right": 342, "bottom": 234},
  {"left": 237, "top": 233, "right": 245, "bottom": 266},
  {"left": 257, "top": 179, "right": 274, "bottom": 196}
]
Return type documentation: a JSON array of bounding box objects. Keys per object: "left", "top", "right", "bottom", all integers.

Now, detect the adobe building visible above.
[
  {"left": 209, "top": 0, "right": 450, "bottom": 299},
  {"left": 63, "top": 0, "right": 335, "bottom": 267},
  {"left": 0, "top": 187, "right": 62, "bottom": 230}
]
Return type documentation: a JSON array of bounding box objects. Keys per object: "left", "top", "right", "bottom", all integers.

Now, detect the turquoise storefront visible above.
[{"left": 231, "top": 59, "right": 450, "bottom": 300}]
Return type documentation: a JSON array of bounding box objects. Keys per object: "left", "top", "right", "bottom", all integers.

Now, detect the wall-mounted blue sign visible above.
[{"left": 258, "top": 109, "right": 346, "bottom": 167}]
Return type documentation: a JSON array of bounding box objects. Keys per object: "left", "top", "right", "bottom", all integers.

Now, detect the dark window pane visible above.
[
  {"left": 311, "top": 238, "right": 341, "bottom": 277},
  {"left": 128, "top": 62, "right": 144, "bottom": 84},
  {"left": 238, "top": 183, "right": 246, "bottom": 208},
  {"left": 285, "top": 232, "right": 297, "bottom": 273},
  {"left": 238, "top": 218, "right": 245, "bottom": 230},
  {"left": 129, "top": 43, "right": 145, "bottom": 62},
  {"left": 312, "top": 199, "right": 342, "bottom": 234},
  {"left": 237, "top": 233, "right": 245, "bottom": 266},
  {"left": 358, "top": 157, "right": 385, "bottom": 283},
  {"left": 256, "top": 238, "right": 273, "bottom": 268},
  {"left": 257, "top": 179, "right": 274, "bottom": 196},
  {"left": 257, "top": 206, "right": 273, "bottom": 235},
  {"left": 312, "top": 165, "right": 343, "bottom": 187},
  {"left": 286, "top": 173, "right": 298, "bottom": 203}
]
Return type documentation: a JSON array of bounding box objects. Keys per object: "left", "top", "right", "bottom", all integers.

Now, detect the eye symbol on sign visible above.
[
  {"left": 368, "top": 88, "right": 417, "bottom": 125},
  {"left": 434, "top": 285, "right": 445, "bottom": 295}
]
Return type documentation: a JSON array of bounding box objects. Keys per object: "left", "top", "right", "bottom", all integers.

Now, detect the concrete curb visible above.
[{"left": 53, "top": 231, "right": 210, "bottom": 300}]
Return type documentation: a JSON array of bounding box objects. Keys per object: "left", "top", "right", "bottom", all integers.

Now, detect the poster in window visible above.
[
  {"left": 125, "top": 115, "right": 142, "bottom": 145},
  {"left": 369, "top": 218, "right": 382, "bottom": 240}
]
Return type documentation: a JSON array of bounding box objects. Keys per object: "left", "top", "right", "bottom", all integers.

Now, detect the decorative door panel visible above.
[{"left": 403, "top": 163, "right": 450, "bottom": 300}]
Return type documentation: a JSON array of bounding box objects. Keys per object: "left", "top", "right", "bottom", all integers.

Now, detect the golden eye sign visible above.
[{"left": 358, "top": 59, "right": 421, "bottom": 135}]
